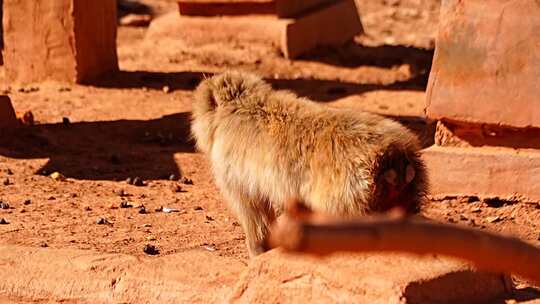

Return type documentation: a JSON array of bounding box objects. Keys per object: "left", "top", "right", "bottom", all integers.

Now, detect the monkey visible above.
[{"left": 190, "top": 71, "right": 428, "bottom": 257}]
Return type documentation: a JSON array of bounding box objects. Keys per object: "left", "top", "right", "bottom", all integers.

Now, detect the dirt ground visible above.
[{"left": 0, "top": 0, "right": 539, "bottom": 299}]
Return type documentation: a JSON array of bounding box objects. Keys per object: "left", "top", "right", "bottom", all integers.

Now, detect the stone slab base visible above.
[
  {"left": 0, "top": 245, "right": 512, "bottom": 303},
  {"left": 421, "top": 145, "right": 540, "bottom": 202},
  {"left": 147, "top": 0, "right": 362, "bottom": 59}
]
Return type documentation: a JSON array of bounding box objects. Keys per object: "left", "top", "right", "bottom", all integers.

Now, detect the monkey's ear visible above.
[{"left": 193, "top": 80, "right": 219, "bottom": 113}]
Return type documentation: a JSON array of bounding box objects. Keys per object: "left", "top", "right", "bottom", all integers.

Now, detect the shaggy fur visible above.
[{"left": 191, "top": 71, "right": 428, "bottom": 257}]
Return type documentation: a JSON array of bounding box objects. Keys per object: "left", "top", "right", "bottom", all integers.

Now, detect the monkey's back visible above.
[{"left": 209, "top": 90, "right": 424, "bottom": 216}]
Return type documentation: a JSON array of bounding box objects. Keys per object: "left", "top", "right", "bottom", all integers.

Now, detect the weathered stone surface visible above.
[
  {"left": 434, "top": 120, "right": 540, "bottom": 150},
  {"left": 425, "top": 0, "right": 540, "bottom": 128},
  {"left": 149, "top": 0, "right": 362, "bottom": 59},
  {"left": 3, "top": 0, "right": 118, "bottom": 85},
  {"left": 422, "top": 145, "right": 540, "bottom": 202},
  {"left": 229, "top": 250, "right": 511, "bottom": 304},
  {"left": 0, "top": 245, "right": 245, "bottom": 303},
  {"left": 0, "top": 95, "right": 18, "bottom": 129}
]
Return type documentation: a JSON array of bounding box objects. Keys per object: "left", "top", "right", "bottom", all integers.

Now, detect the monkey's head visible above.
[{"left": 190, "top": 71, "right": 271, "bottom": 153}]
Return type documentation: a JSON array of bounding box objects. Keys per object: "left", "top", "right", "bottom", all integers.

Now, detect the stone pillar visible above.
[
  {"left": 3, "top": 0, "right": 119, "bottom": 85},
  {"left": 422, "top": 0, "right": 540, "bottom": 202}
]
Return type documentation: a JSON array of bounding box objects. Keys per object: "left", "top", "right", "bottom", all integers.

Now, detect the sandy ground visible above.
[{"left": 0, "top": 0, "right": 539, "bottom": 300}]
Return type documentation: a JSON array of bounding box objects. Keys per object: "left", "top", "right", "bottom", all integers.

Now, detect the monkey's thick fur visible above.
[{"left": 191, "top": 71, "right": 428, "bottom": 257}]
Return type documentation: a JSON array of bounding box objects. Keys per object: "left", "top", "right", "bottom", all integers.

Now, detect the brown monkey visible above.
[{"left": 191, "top": 71, "right": 428, "bottom": 257}]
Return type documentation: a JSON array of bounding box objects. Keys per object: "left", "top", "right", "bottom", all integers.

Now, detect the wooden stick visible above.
[{"left": 267, "top": 201, "right": 540, "bottom": 286}]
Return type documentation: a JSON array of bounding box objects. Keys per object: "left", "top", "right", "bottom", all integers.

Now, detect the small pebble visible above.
[
  {"left": 39, "top": 242, "right": 48, "bottom": 248},
  {"left": 143, "top": 244, "right": 160, "bottom": 255},
  {"left": 120, "top": 201, "right": 133, "bottom": 208},
  {"left": 138, "top": 206, "right": 147, "bottom": 214},
  {"left": 181, "top": 177, "right": 193, "bottom": 185},
  {"left": 58, "top": 87, "right": 71, "bottom": 92},
  {"left": 204, "top": 245, "right": 217, "bottom": 252},
  {"left": 6, "top": 169, "right": 13, "bottom": 175},
  {"left": 146, "top": 236, "right": 156, "bottom": 241},
  {"left": 126, "top": 177, "right": 133, "bottom": 185},
  {"left": 459, "top": 215, "right": 468, "bottom": 221},
  {"left": 0, "top": 201, "right": 10, "bottom": 209},
  {"left": 206, "top": 215, "right": 214, "bottom": 221},
  {"left": 162, "top": 207, "right": 180, "bottom": 213},
  {"left": 162, "top": 85, "right": 170, "bottom": 94},
  {"left": 23, "top": 199, "right": 31, "bottom": 205},
  {"left": 62, "top": 117, "right": 71, "bottom": 125},
  {"left": 142, "top": 223, "right": 152, "bottom": 228},
  {"left": 96, "top": 217, "right": 111, "bottom": 225},
  {"left": 471, "top": 207, "right": 481, "bottom": 213},
  {"left": 20, "top": 209, "right": 26, "bottom": 213},
  {"left": 486, "top": 216, "right": 502, "bottom": 223},
  {"left": 0, "top": 218, "right": 9, "bottom": 225},
  {"left": 2, "top": 178, "right": 10, "bottom": 186},
  {"left": 115, "top": 189, "right": 128, "bottom": 197},
  {"left": 50, "top": 172, "right": 66, "bottom": 181},
  {"left": 168, "top": 174, "right": 178, "bottom": 181},
  {"left": 133, "top": 177, "right": 145, "bottom": 186},
  {"left": 232, "top": 221, "right": 240, "bottom": 227},
  {"left": 194, "top": 206, "right": 203, "bottom": 211},
  {"left": 170, "top": 183, "right": 183, "bottom": 193},
  {"left": 154, "top": 206, "right": 163, "bottom": 212},
  {"left": 48, "top": 196, "right": 56, "bottom": 200},
  {"left": 84, "top": 206, "right": 92, "bottom": 211}
]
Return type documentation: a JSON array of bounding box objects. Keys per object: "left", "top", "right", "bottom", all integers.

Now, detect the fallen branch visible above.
[{"left": 267, "top": 200, "right": 540, "bottom": 286}]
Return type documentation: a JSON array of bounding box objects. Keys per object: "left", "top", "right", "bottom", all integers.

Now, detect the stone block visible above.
[
  {"left": 425, "top": 0, "right": 540, "bottom": 128},
  {"left": 421, "top": 145, "right": 540, "bottom": 202},
  {"left": 149, "top": 0, "right": 362, "bottom": 59},
  {"left": 229, "top": 250, "right": 511, "bottom": 303},
  {"left": 3, "top": 0, "right": 119, "bottom": 85},
  {"left": 0, "top": 95, "right": 18, "bottom": 129}
]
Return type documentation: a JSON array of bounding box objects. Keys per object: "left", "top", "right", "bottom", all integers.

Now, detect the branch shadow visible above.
[{"left": 0, "top": 112, "right": 194, "bottom": 181}]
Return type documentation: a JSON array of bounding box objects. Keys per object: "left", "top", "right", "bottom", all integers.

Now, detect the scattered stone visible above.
[
  {"left": 146, "top": 236, "right": 156, "bottom": 241},
  {"left": 486, "top": 216, "right": 503, "bottom": 223},
  {"left": 132, "top": 177, "right": 145, "bottom": 186},
  {"left": 84, "top": 206, "right": 92, "bottom": 211},
  {"left": 120, "top": 13, "right": 152, "bottom": 27},
  {"left": 62, "top": 117, "right": 71, "bottom": 125},
  {"left": 18, "top": 86, "right": 39, "bottom": 93},
  {"left": 142, "top": 224, "right": 152, "bottom": 228},
  {"left": 180, "top": 177, "right": 193, "bottom": 185},
  {"left": 162, "top": 85, "right": 170, "bottom": 94},
  {"left": 168, "top": 174, "right": 177, "bottom": 181},
  {"left": 204, "top": 245, "right": 217, "bottom": 252},
  {"left": 50, "top": 172, "right": 66, "bottom": 181},
  {"left": 205, "top": 215, "right": 214, "bottom": 221},
  {"left": 162, "top": 207, "right": 179, "bottom": 213},
  {"left": 0, "top": 218, "right": 9, "bottom": 224},
  {"left": 169, "top": 183, "right": 183, "bottom": 193},
  {"left": 6, "top": 168, "right": 13, "bottom": 175},
  {"left": 126, "top": 177, "right": 133, "bottom": 185},
  {"left": 48, "top": 196, "right": 56, "bottom": 200},
  {"left": 20, "top": 209, "right": 26, "bottom": 213},
  {"left": 23, "top": 199, "right": 31, "bottom": 205},
  {"left": 0, "top": 201, "right": 11, "bottom": 209},
  {"left": 232, "top": 221, "right": 240, "bottom": 227},
  {"left": 143, "top": 244, "right": 160, "bottom": 255},
  {"left": 447, "top": 217, "right": 457, "bottom": 223},
  {"left": 120, "top": 201, "right": 133, "bottom": 208},
  {"left": 2, "top": 178, "right": 10, "bottom": 185},
  {"left": 96, "top": 217, "right": 111, "bottom": 225},
  {"left": 154, "top": 206, "right": 163, "bottom": 212},
  {"left": 138, "top": 205, "right": 147, "bottom": 214},
  {"left": 39, "top": 242, "right": 48, "bottom": 248},
  {"left": 194, "top": 206, "right": 203, "bottom": 211},
  {"left": 58, "top": 87, "right": 71, "bottom": 92}
]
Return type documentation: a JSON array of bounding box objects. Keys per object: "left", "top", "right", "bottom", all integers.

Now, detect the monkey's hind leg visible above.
[{"left": 227, "top": 192, "right": 276, "bottom": 258}]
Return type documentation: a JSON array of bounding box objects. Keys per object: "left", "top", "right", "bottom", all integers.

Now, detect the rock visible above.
[
  {"left": 49, "top": 172, "right": 66, "bottom": 182},
  {"left": 0, "top": 202, "right": 11, "bottom": 209},
  {"left": 2, "top": 178, "right": 10, "bottom": 186},
  {"left": 120, "top": 201, "right": 133, "bottom": 209},
  {"left": 96, "top": 217, "right": 111, "bottom": 225},
  {"left": 193, "top": 206, "right": 203, "bottom": 211},
  {"left": 132, "top": 177, "right": 145, "bottom": 187},
  {"left": 229, "top": 250, "right": 512, "bottom": 303},
  {"left": 62, "top": 117, "right": 70, "bottom": 125},
  {"left": 0, "top": 218, "right": 9, "bottom": 224},
  {"left": 23, "top": 199, "right": 31, "bottom": 205},
  {"left": 120, "top": 13, "right": 152, "bottom": 27},
  {"left": 138, "top": 206, "right": 147, "bottom": 214},
  {"left": 143, "top": 244, "right": 159, "bottom": 255}
]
